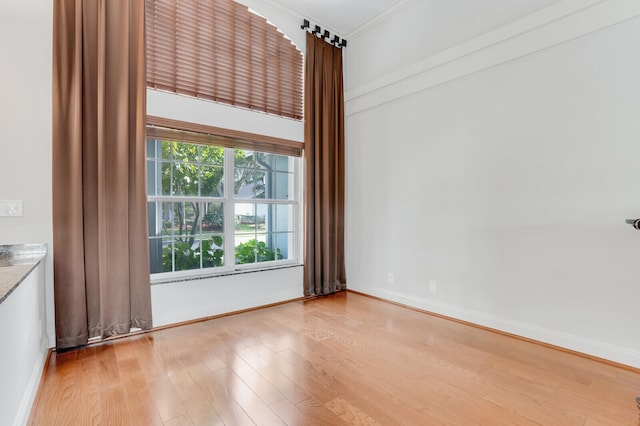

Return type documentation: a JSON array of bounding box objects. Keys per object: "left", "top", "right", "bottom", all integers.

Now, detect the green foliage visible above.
[
  {"left": 233, "top": 150, "right": 268, "bottom": 197},
  {"left": 202, "top": 236, "right": 224, "bottom": 268},
  {"left": 159, "top": 142, "right": 227, "bottom": 264},
  {"left": 203, "top": 208, "right": 223, "bottom": 231},
  {"left": 156, "top": 142, "right": 283, "bottom": 272},
  {"left": 162, "top": 142, "right": 224, "bottom": 197},
  {"left": 162, "top": 235, "right": 224, "bottom": 272},
  {"left": 161, "top": 237, "right": 282, "bottom": 272},
  {"left": 162, "top": 235, "right": 283, "bottom": 272},
  {"left": 235, "top": 239, "right": 283, "bottom": 265}
]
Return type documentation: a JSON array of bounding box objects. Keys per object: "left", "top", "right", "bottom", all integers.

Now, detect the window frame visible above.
[{"left": 147, "top": 136, "right": 302, "bottom": 283}]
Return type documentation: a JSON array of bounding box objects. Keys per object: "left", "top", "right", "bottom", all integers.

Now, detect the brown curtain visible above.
[
  {"left": 304, "top": 33, "right": 347, "bottom": 296},
  {"left": 52, "top": 0, "right": 152, "bottom": 350}
]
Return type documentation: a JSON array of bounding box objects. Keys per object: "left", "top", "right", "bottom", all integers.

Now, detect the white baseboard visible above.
[
  {"left": 365, "top": 287, "right": 640, "bottom": 370},
  {"left": 13, "top": 342, "right": 49, "bottom": 426}
]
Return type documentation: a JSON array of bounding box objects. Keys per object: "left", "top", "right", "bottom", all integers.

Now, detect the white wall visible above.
[
  {"left": 152, "top": 266, "right": 302, "bottom": 327},
  {"left": 0, "top": 0, "right": 55, "bottom": 347},
  {"left": 147, "top": 90, "right": 303, "bottom": 142},
  {"left": 345, "top": 0, "right": 640, "bottom": 367}
]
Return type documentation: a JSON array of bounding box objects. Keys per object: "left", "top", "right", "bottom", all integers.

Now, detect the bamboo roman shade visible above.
[
  {"left": 146, "top": 0, "right": 303, "bottom": 120},
  {"left": 147, "top": 115, "right": 303, "bottom": 157}
]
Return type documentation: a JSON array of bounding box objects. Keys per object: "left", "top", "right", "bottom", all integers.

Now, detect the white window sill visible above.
[{"left": 150, "top": 262, "right": 303, "bottom": 286}]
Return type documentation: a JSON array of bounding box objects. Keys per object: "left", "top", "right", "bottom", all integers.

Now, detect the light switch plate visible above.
[{"left": 0, "top": 200, "right": 23, "bottom": 217}]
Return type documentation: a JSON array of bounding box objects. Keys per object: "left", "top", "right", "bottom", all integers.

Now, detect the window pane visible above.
[
  {"left": 172, "top": 200, "right": 202, "bottom": 272},
  {"left": 148, "top": 202, "right": 159, "bottom": 237},
  {"left": 235, "top": 202, "right": 257, "bottom": 264},
  {"left": 255, "top": 152, "right": 284, "bottom": 170},
  {"left": 235, "top": 203, "right": 257, "bottom": 233},
  {"left": 234, "top": 205, "right": 285, "bottom": 264},
  {"left": 160, "top": 162, "right": 172, "bottom": 196},
  {"left": 202, "top": 203, "right": 224, "bottom": 234},
  {"left": 148, "top": 202, "right": 174, "bottom": 237},
  {"left": 234, "top": 167, "right": 265, "bottom": 199},
  {"left": 235, "top": 203, "right": 287, "bottom": 233},
  {"left": 234, "top": 149, "right": 254, "bottom": 168},
  {"left": 146, "top": 139, "right": 159, "bottom": 159},
  {"left": 173, "top": 239, "right": 201, "bottom": 271},
  {"left": 181, "top": 202, "right": 202, "bottom": 235},
  {"left": 273, "top": 172, "right": 291, "bottom": 200},
  {"left": 149, "top": 237, "right": 164, "bottom": 273},
  {"left": 161, "top": 141, "right": 173, "bottom": 160},
  {"left": 172, "top": 142, "right": 199, "bottom": 162},
  {"left": 172, "top": 162, "right": 199, "bottom": 196},
  {"left": 160, "top": 237, "right": 174, "bottom": 272},
  {"left": 255, "top": 204, "right": 267, "bottom": 230},
  {"left": 272, "top": 154, "right": 290, "bottom": 172},
  {"left": 200, "top": 165, "right": 224, "bottom": 197},
  {"left": 202, "top": 235, "right": 224, "bottom": 268},
  {"left": 234, "top": 149, "right": 292, "bottom": 200},
  {"left": 147, "top": 160, "right": 158, "bottom": 195},
  {"left": 235, "top": 238, "right": 256, "bottom": 264},
  {"left": 235, "top": 233, "right": 284, "bottom": 264},
  {"left": 275, "top": 204, "right": 292, "bottom": 232},
  {"left": 257, "top": 232, "right": 282, "bottom": 263},
  {"left": 274, "top": 232, "right": 293, "bottom": 261},
  {"left": 199, "top": 145, "right": 224, "bottom": 165},
  {"left": 253, "top": 152, "right": 269, "bottom": 169},
  {"left": 150, "top": 201, "right": 225, "bottom": 273},
  {"left": 255, "top": 233, "right": 269, "bottom": 263},
  {"left": 260, "top": 170, "right": 275, "bottom": 199}
]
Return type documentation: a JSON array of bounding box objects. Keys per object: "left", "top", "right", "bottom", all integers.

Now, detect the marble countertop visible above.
[{"left": 0, "top": 244, "right": 47, "bottom": 305}]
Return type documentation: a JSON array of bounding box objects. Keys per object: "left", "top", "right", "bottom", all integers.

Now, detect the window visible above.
[{"left": 147, "top": 139, "right": 299, "bottom": 278}]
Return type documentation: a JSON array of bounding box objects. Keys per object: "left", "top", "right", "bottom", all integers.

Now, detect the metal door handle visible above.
[{"left": 626, "top": 219, "right": 640, "bottom": 230}]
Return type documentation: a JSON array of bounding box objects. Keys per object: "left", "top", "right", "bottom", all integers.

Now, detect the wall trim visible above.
[
  {"left": 350, "top": 287, "right": 640, "bottom": 370},
  {"left": 346, "top": 0, "right": 416, "bottom": 39},
  {"left": 16, "top": 345, "right": 50, "bottom": 426},
  {"left": 345, "top": 0, "right": 640, "bottom": 116},
  {"left": 150, "top": 296, "right": 306, "bottom": 333}
]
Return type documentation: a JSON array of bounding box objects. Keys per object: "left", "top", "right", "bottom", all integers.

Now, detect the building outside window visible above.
[{"left": 147, "top": 138, "right": 299, "bottom": 278}]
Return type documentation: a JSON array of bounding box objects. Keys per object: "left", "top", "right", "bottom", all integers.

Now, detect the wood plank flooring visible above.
[{"left": 29, "top": 291, "right": 640, "bottom": 425}]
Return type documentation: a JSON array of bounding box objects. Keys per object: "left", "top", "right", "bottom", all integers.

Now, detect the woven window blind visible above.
[
  {"left": 146, "top": 0, "right": 303, "bottom": 120},
  {"left": 147, "top": 116, "right": 303, "bottom": 157}
]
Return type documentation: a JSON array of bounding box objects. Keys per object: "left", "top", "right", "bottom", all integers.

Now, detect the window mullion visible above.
[
  {"left": 224, "top": 148, "right": 236, "bottom": 269},
  {"left": 294, "top": 155, "right": 301, "bottom": 264}
]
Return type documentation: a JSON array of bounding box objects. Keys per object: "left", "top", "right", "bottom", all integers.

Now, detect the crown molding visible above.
[
  {"left": 246, "top": 0, "right": 345, "bottom": 38},
  {"left": 346, "top": 0, "right": 416, "bottom": 39},
  {"left": 345, "top": 0, "right": 640, "bottom": 116}
]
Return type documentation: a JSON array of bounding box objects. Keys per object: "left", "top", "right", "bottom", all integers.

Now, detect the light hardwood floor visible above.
[{"left": 29, "top": 291, "right": 640, "bottom": 425}]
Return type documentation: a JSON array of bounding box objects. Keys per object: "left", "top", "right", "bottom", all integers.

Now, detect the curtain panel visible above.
[
  {"left": 52, "top": 0, "right": 152, "bottom": 350},
  {"left": 303, "top": 32, "right": 347, "bottom": 296}
]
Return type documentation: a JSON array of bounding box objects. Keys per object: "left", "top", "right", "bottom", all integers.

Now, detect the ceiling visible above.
[
  {"left": 264, "top": 0, "right": 400, "bottom": 35},
  {"left": 264, "top": 0, "right": 564, "bottom": 37}
]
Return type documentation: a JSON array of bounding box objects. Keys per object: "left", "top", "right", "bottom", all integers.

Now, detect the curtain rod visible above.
[{"left": 300, "top": 19, "right": 347, "bottom": 48}]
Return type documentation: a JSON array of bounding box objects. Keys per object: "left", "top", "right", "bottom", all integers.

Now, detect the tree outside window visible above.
[{"left": 147, "top": 139, "right": 295, "bottom": 275}]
